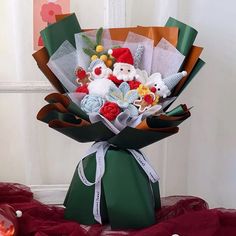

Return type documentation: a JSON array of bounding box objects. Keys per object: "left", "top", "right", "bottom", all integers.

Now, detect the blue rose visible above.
[{"left": 81, "top": 95, "right": 104, "bottom": 114}]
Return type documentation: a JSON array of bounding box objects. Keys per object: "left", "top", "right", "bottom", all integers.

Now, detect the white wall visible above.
[
  {"left": 179, "top": 0, "right": 236, "bottom": 208},
  {"left": 126, "top": 0, "right": 236, "bottom": 209},
  {"left": 0, "top": 0, "right": 103, "bottom": 185},
  {"left": 0, "top": 0, "right": 236, "bottom": 209}
]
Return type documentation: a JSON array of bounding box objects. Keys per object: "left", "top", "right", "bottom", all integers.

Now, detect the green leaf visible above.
[
  {"left": 81, "top": 34, "right": 97, "bottom": 49},
  {"left": 96, "top": 27, "right": 103, "bottom": 45},
  {"left": 82, "top": 48, "right": 97, "bottom": 57},
  {"left": 112, "top": 45, "right": 121, "bottom": 49}
]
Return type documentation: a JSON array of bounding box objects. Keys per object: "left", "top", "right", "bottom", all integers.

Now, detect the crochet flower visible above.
[
  {"left": 100, "top": 102, "right": 121, "bottom": 121},
  {"left": 136, "top": 84, "right": 151, "bottom": 96},
  {"left": 106, "top": 82, "right": 139, "bottom": 117},
  {"left": 40, "top": 2, "right": 62, "bottom": 24},
  {"left": 81, "top": 95, "right": 104, "bottom": 113}
]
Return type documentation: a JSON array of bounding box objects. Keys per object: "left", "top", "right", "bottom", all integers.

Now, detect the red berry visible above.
[{"left": 144, "top": 94, "right": 154, "bottom": 104}]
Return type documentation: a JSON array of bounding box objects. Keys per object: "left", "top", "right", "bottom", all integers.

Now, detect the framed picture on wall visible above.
[{"left": 33, "top": 0, "right": 70, "bottom": 50}]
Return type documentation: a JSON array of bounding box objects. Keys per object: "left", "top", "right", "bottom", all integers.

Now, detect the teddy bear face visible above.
[
  {"left": 145, "top": 73, "right": 171, "bottom": 98},
  {"left": 152, "top": 79, "right": 170, "bottom": 98}
]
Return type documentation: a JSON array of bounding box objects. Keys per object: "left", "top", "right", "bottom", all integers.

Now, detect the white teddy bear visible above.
[
  {"left": 136, "top": 69, "right": 187, "bottom": 98},
  {"left": 146, "top": 73, "right": 171, "bottom": 98}
]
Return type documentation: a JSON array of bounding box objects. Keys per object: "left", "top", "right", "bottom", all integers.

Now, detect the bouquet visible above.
[{"left": 33, "top": 13, "right": 204, "bottom": 229}]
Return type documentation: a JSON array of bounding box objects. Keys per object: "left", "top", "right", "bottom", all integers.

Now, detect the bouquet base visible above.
[{"left": 64, "top": 147, "right": 161, "bottom": 229}]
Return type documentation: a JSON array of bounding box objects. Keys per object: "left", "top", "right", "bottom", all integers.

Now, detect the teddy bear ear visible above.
[
  {"left": 149, "top": 72, "right": 162, "bottom": 81},
  {"left": 146, "top": 73, "right": 162, "bottom": 86}
]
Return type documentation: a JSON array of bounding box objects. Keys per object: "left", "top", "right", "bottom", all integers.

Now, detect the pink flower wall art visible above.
[
  {"left": 33, "top": 0, "right": 70, "bottom": 50},
  {"left": 40, "top": 2, "right": 62, "bottom": 24}
]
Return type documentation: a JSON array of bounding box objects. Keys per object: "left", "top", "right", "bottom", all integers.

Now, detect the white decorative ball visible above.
[
  {"left": 88, "top": 79, "right": 115, "bottom": 98},
  {"left": 182, "top": 71, "right": 187, "bottom": 77},
  {"left": 108, "top": 49, "right": 113, "bottom": 55},
  {"left": 16, "top": 210, "right": 22, "bottom": 218}
]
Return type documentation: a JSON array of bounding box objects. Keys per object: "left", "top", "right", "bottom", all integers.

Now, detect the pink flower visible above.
[
  {"left": 40, "top": 2, "right": 62, "bottom": 24},
  {"left": 38, "top": 35, "right": 44, "bottom": 47}
]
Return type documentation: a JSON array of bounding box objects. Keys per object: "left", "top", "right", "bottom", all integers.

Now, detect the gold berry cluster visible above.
[{"left": 82, "top": 28, "right": 114, "bottom": 68}]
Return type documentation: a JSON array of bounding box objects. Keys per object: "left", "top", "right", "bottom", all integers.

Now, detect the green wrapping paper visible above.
[
  {"left": 37, "top": 94, "right": 188, "bottom": 229},
  {"left": 50, "top": 121, "right": 115, "bottom": 143},
  {"left": 164, "top": 17, "right": 205, "bottom": 110},
  {"left": 107, "top": 126, "right": 179, "bottom": 149},
  {"left": 178, "top": 58, "right": 205, "bottom": 95},
  {"left": 64, "top": 147, "right": 161, "bottom": 229},
  {"left": 41, "top": 13, "right": 81, "bottom": 56},
  {"left": 37, "top": 102, "right": 179, "bottom": 148},
  {"left": 45, "top": 93, "right": 90, "bottom": 121},
  {"left": 165, "top": 17, "right": 198, "bottom": 56}
]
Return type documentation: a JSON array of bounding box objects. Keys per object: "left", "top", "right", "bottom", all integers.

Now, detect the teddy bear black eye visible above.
[
  {"left": 128, "top": 69, "right": 130, "bottom": 72},
  {"left": 120, "top": 68, "right": 123, "bottom": 71},
  {"left": 154, "top": 84, "right": 157, "bottom": 86},
  {"left": 158, "top": 88, "right": 160, "bottom": 91}
]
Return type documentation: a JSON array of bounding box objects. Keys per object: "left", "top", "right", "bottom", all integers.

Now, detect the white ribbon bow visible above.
[{"left": 78, "top": 141, "right": 160, "bottom": 224}]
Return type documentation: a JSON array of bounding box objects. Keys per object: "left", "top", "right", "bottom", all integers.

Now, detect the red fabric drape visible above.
[{"left": 0, "top": 183, "right": 236, "bottom": 236}]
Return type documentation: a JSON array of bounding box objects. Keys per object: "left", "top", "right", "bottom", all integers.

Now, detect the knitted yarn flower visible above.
[
  {"left": 81, "top": 95, "right": 104, "bottom": 113},
  {"left": 136, "top": 84, "right": 151, "bottom": 97},
  {"left": 100, "top": 102, "right": 121, "bottom": 121},
  {"left": 106, "top": 82, "right": 139, "bottom": 116}
]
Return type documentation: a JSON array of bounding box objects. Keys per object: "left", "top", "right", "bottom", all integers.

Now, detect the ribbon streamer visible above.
[{"left": 78, "top": 142, "right": 160, "bottom": 224}]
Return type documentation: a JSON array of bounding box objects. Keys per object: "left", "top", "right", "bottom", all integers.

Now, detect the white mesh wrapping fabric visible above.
[
  {"left": 75, "top": 33, "right": 92, "bottom": 70},
  {"left": 123, "top": 32, "right": 154, "bottom": 75},
  {"left": 151, "top": 38, "right": 185, "bottom": 77},
  {"left": 47, "top": 40, "right": 78, "bottom": 92},
  {"left": 89, "top": 104, "right": 163, "bottom": 133}
]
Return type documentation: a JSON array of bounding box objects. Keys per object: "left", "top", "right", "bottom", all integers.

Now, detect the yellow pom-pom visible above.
[
  {"left": 91, "top": 55, "right": 98, "bottom": 61},
  {"left": 137, "top": 84, "right": 150, "bottom": 96},
  {"left": 100, "top": 54, "right": 108, "bottom": 62},
  {"left": 105, "top": 59, "right": 113, "bottom": 67},
  {"left": 96, "top": 45, "right": 104, "bottom": 53}
]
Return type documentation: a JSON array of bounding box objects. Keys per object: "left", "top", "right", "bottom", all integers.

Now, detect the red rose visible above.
[
  {"left": 100, "top": 102, "right": 121, "bottom": 121},
  {"left": 128, "top": 80, "right": 141, "bottom": 89},
  {"left": 144, "top": 94, "right": 154, "bottom": 104},
  {"left": 75, "top": 85, "right": 89, "bottom": 94}
]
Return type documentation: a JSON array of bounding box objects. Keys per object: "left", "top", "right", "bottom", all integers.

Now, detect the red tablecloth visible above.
[{"left": 1, "top": 183, "right": 236, "bottom": 236}]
